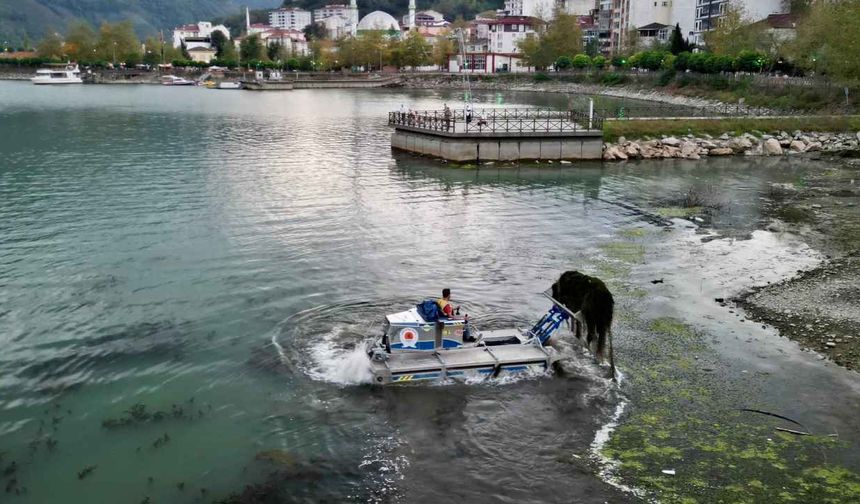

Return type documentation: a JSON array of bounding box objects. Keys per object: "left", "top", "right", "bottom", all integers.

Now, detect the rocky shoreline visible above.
[
  {"left": 602, "top": 130, "right": 860, "bottom": 161},
  {"left": 733, "top": 157, "right": 860, "bottom": 372}
]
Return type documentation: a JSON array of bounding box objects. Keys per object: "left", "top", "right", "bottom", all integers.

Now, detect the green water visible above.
[{"left": 1, "top": 82, "right": 859, "bottom": 504}]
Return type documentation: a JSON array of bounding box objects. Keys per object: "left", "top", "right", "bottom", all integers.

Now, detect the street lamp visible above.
[{"left": 112, "top": 41, "right": 117, "bottom": 66}]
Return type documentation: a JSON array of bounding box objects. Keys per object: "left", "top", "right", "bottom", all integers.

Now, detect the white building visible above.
[
  {"left": 269, "top": 8, "right": 312, "bottom": 31},
  {"left": 626, "top": 0, "right": 695, "bottom": 49},
  {"left": 448, "top": 16, "right": 539, "bottom": 74},
  {"left": 235, "top": 28, "right": 310, "bottom": 57},
  {"left": 172, "top": 21, "right": 230, "bottom": 48},
  {"left": 403, "top": 10, "right": 448, "bottom": 28},
  {"left": 314, "top": 4, "right": 351, "bottom": 22},
  {"left": 693, "top": 0, "right": 784, "bottom": 45},
  {"left": 504, "top": 0, "right": 559, "bottom": 20}
]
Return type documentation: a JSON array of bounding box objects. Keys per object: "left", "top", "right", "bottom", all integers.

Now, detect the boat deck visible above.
[{"left": 371, "top": 342, "right": 555, "bottom": 384}]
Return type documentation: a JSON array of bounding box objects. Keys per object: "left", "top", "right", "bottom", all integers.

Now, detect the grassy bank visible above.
[{"left": 602, "top": 116, "right": 860, "bottom": 142}]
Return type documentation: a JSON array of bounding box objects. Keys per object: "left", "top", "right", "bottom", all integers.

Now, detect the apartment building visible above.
[{"left": 269, "top": 7, "right": 313, "bottom": 31}]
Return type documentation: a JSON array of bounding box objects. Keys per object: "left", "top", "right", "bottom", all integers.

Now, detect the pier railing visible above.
[{"left": 388, "top": 108, "right": 603, "bottom": 134}]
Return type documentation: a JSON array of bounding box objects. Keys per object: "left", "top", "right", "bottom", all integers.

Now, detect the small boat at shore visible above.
[
  {"left": 365, "top": 294, "right": 580, "bottom": 384},
  {"left": 161, "top": 75, "right": 196, "bottom": 86},
  {"left": 216, "top": 81, "right": 242, "bottom": 90},
  {"left": 31, "top": 63, "right": 83, "bottom": 85}
]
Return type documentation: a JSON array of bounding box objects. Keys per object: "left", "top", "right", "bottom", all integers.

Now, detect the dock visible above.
[{"left": 389, "top": 108, "right": 604, "bottom": 162}]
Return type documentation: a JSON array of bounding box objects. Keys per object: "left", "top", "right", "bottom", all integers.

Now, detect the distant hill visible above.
[{"left": 0, "top": 0, "right": 279, "bottom": 46}]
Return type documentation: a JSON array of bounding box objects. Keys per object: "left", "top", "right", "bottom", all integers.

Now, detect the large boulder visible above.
[
  {"left": 806, "top": 141, "right": 822, "bottom": 152},
  {"left": 709, "top": 147, "right": 734, "bottom": 156},
  {"left": 624, "top": 143, "right": 641, "bottom": 158},
  {"left": 789, "top": 140, "right": 806, "bottom": 153},
  {"left": 680, "top": 141, "right": 700, "bottom": 159},
  {"left": 764, "top": 138, "right": 784, "bottom": 156},
  {"left": 729, "top": 136, "right": 753, "bottom": 153},
  {"left": 661, "top": 137, "right": 681, "bottom": 147}
]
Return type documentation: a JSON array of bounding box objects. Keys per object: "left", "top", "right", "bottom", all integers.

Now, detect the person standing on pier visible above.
[
  {"left": 399, "top": 104, "right": 406, "bottom": 122},
  {"left": 465, "top": 103, "right": 473, "bottom": 124}
]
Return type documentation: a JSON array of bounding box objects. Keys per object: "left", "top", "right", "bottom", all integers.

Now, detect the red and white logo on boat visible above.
[{"left": 400, "top": 328, "right": 419, "bottom": 348}]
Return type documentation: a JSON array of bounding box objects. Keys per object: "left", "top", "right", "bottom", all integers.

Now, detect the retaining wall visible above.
[{"left": 391, "top": 128, "right": 603, "bottom": 162}]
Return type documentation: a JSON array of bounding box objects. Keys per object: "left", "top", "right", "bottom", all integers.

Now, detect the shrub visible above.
[
  {"left": 602, "top": 72, "right": 626, "bottom": 85},
  {"left": 735, "top": 50, "right": 768, "bottom": 72},
  {"left": 572, "top": 54, "right": 591, "bottom": 69},
  {"left": 592, "top": 55, "right": 606, "bottom": 69},
  {"left": 673, "top": 51, "right": 691, "bottom": 71},
  {"left": 611, "top": 55, "right": 627, "bottom": 68},
  {"left": 657, "top": 69, "right": 676, "bottom": 86},
  {"left": 637, "top": 50, "right": 667, "bottom": 71},
  {"left": 533, "top": 72, "right": 551, "bottom": 82},
  {"left": 662, "top": 53, "right": 676, "bottom": 70},
  {"left": 555, "top": 55, "right": 573, "bottom": 70}
]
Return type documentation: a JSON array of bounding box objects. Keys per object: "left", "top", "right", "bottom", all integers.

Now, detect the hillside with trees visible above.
[{"left": 0, "top": 0, "right": 277, "bottom": 46}]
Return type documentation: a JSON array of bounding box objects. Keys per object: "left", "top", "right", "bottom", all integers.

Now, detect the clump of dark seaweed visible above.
[
  {"left": 101, "top": 398, "right": 210, "bottom": 429},
  {"left": 77, "top": 465, "right": 96, "bottom": 480},
  {"left": 151, "top": 433, "right": 170, "bottom": 449}
]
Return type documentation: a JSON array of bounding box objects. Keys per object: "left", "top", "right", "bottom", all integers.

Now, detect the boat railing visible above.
[{"left": 388, "top": 107, "right": 603, "bottom": 134}]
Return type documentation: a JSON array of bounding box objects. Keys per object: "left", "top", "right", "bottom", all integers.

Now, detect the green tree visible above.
[
  {"left": 36, "top": 30, "right": 64, "bottom": 60},
  {"left": 210, "top": 30, "right": 229, "bottom": 57},
  {"left": 540, "top": 13, "right": 582, "bottom": 61},
  {"left": 790, "top": 0, "right": 860, "bottom": 81},
  {"left": 95, "top": 20, "right": 140, "bottom": 64},
  {"left": 64, "top": 20, "right": 97, "bottom": 62},
  {"left": 555, "top": 55, "right": 573, "bottom": 70},
  {"left": 571, "top": 54, "right": 590, "bottom": 69},
  {"left": 669, "top": 23, "right": 689, "bottom": 55},
  {"left": 303, "top": 22, "right": 328, "bottom": 41},
  {"left": 433, "top": 33, "right": 455, "bottom": 69},
  {"left": 592, "top": 55, "right": 606, "bottom": 69},
  {"left": 240, "top": 34, "right": 265, "bottom": 62},
  {"left": 703, "top": 1, "right": 756, "bottom": 55},
  {"left": 267, "top": 41, "right": 288, "bottom": 62},
  {"left": 400, "top": 30, "right": 431, "bottom": 69}
]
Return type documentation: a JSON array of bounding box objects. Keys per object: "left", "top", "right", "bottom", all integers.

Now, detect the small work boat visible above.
[
  {"left": 365, "top": 295, "right": 577, "bottom": 384},
  {"left": 216, "top": 81, "right": 242, "bottom": 90}
]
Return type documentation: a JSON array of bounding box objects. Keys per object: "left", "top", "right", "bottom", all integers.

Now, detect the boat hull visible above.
[
  {"left": 369, "top": 334, "right": 559, "bottom": 385},
  {"left": 31, "top": 78, "right": 83, "bottom": 84}
]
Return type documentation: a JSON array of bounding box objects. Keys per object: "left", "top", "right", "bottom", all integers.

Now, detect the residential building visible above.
[
  {"left": 313, "top": 4, "right": 351, "bottom": 22},
  {"left": 269, "top": 8, "right": 312, "bottom": 31},
  {"left": 448, "top": 16, "right": 540, "bottom": 74},
  {"left": 562, "top": 0, "right": 596, "bottom": 15},
  {"left": 626, "top": 0, "right": 695, "bottom": 48},
  {"left": 748, "top": 13, "right": 798, "bottom": 55},
  {"left": 504, "top": 0, "right": 560, "bottom": 20},
  {"left": 172, "top": 21, "right": 230, "bottom": 48},
  {"left": 403, "top": 10, "right": 449, "bottom": 28},
  {"left": 187, "top": 46, "right": 217, "bottom": 63},
  {"left": 248, "top": 23, "right": 273, "bottom": 35},
  {"left": 636, "top": 22, "right": 670, "bottom": 47},
  {"left": 234, "top": 28, "right": 310, "bottom": 57},
  {"left": 693, "top": 0, "right": 784, "bottom": 45}
]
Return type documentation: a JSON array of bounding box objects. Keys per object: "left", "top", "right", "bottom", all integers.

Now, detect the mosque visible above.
[{"left": 350, "top": 0, "right": 417, "bottom": 34}]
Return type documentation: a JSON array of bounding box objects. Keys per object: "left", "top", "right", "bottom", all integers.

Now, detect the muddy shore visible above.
[{"left": 735, "top": 156, "right": 860, "bottom": 372}]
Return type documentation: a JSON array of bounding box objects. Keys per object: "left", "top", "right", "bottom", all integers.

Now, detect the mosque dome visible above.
[{"left": 357, "top": 11, "right": 400, "bottom": 31}]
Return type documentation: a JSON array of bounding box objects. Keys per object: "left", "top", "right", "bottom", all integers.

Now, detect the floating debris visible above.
[
  {"left": 151, "top": 433, "right": 170, "bottom": 449},
  {"left": 662, "top": 469, "right": 676, "bottom": 475},
  {"left": 102, "top": 401, "right": 207, "bottom": 430},
  {"left": 177, "top": 482, "right": 185, "bottom": 491},
  {"left": 3, "top": 461, "right": 16, "bottom": 477},
  {"left": 77, "top": 465, "right": 97, "bottom": 480},
  {"left": 46, "top": 438, "right": 58, "bottom": 451}
]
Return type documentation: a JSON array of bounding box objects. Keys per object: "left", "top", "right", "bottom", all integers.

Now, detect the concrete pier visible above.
[{"left": 389, "top": 108, "right": 604, "bottom": 162}]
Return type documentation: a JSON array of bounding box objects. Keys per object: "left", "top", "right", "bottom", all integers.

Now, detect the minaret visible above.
[
  {"left": 408, "top": 0, "right": 416, "bottom": 30},
  {"left": 245, "top": 7, "right": 251, "bottom": 33},
  {"left": 349, "top": 0, "right": 358, "bottom": 36}
]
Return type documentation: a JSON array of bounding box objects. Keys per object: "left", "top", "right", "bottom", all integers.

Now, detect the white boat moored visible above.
[{"left": 31, "top": 63, "right": 83, "bottom": 85}]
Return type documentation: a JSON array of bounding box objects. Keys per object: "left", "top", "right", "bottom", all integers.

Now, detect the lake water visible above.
[{"left": 1, "top": 82, "right": 859, "bottom": 503}]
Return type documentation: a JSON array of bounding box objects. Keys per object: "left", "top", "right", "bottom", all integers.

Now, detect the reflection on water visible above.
[{"left": 0, "top": 82, "right": 852, "bottom": 503}]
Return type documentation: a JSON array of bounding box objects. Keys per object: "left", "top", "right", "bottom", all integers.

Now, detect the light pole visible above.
[{"left": 112, "top": 41, "right": 117, "bottom": 66}]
